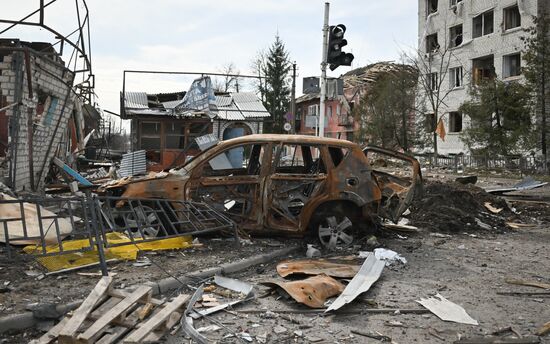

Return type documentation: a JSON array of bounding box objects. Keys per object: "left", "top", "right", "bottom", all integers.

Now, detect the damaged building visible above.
[
  {"left": 417, "top": 0, "right": 550, "bottom": 154},
  {"left": 121, "top": 77, "right": 270, "bottom": 171},
  {"left": 0, "top": 39, "right": 97, "bottom": 192}
]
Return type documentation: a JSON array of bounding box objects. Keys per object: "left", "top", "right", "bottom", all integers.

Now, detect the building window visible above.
[
  {"left": 426, "top": 33, "right": 439, "bottom": 52},
  {"left": 472, "top": 55, "right": 495, "bottom": 84},
  {"left": 449, "top": 112, "right": 462, "bottom": 132},
  {"left": 504, "top": 5, "right": 521, "bottom": 30},
  {"left": 473, "top": 10, "right": 494, "bottom": 38},
  {"left": 449, "top": 24, "right": 463, "bottom": 48},
  {"left": 165, "top": 122, "right": 185, "bottom": 149},
  {"left": 140, "top": 122, "right": 161, "bottom": 150},
  {"left": 426, "top": 113, "right": 436, "bottom": 131},
  {"left": 427, "top": 72, "right": 439, "bottom": 91},
  {"left": 308, "top": 104, "right": 319, "bottom": 115},
  {"left": 427, "top": 0, "right": 438, "bottom": 15},
  {"left": 503, "top": 53, "right": 521, "bottom": 78},
  {"left": 450, "top": 0, "right": 462, "bottom": 7},
  {"left": 449, "top": 67, "right": 463, "bottom": 88}
]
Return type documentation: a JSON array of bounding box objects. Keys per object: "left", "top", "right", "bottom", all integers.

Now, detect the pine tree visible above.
[
  {"left": 255, "top": 35, "right": 291, "bottom": 133},
  {"left": 522, "top": 13, "right": 550, "bottom": 171},
  {"left": 459, "top": 80, "right": 535, "bottom": 156}
]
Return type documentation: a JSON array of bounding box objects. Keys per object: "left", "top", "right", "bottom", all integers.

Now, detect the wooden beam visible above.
[
  {"left": 78, "top": 286, "right": 152, "bottom": 343},
  {"left": 58, "top": 276, "right": 113, "bottom": 343}
]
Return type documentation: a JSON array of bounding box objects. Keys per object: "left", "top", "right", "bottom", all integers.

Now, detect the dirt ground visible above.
[{"left": 1, "top": 174, "right": 550, "bottom": 343}]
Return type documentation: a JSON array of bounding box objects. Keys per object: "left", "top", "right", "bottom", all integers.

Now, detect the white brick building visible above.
[{"left": 417, "top": 0, "right": 550, "bottom": 155}]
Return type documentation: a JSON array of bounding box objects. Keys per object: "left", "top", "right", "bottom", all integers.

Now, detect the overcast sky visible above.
[{"left": 1, "top": 0, "right": 418, "bottom": 124}]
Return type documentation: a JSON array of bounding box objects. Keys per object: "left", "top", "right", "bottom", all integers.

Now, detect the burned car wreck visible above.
[{"left": 101, "top": 134, "right": 422, "bottom": 250}]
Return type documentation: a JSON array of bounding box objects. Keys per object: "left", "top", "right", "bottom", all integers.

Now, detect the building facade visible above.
[{"left": 417, "top": 0, "right": 550, "bottom": 155}]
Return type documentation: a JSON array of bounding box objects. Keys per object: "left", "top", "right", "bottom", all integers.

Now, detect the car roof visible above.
[{"left": 220, "top": 134, "right": 358, "bottom": 147}]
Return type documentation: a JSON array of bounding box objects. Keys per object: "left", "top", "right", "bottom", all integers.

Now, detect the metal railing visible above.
[
  {"left": 416, "top": 154, "right": 539, "bottom": 174},
  {"left": 0, "top": 194, "right": 236, "bottom": 266}
]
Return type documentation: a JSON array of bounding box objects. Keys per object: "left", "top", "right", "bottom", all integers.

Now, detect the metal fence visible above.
[
  {"left": 416, "top": 154, "right": 540, "bottom": 174},
  {"left": 0, "top": 194, "right": 236, "bottom": 265}
]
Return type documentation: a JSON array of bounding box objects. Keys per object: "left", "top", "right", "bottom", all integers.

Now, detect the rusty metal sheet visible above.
[
  {"left": 261, "top": 274, "right": 344, "bottom": 308},
  {"left": 277, "top": 257, "right": 361, "bottom": 278},
  {"left": 325, "top": 254, "right": 385, "bottom": 312}
]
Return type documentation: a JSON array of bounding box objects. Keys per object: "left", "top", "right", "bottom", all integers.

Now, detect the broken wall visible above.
[{"left": 0, "top": 44, "right": 75, "bottom": 191}]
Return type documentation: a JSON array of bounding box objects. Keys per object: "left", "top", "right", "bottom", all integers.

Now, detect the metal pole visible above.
[
  {"left": 319, "top": 2, "right": 329, "bottom": 138},
  {"left": 291, "top": 62, "right": 296, "bottom": 134}
]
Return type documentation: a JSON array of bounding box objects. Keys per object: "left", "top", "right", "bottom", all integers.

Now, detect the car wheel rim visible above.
[
  {"left": 123, "top": 205, "right": 160, "bottom": 238},
  {"left": 318, "top": 215, "right": 354, "bottom": 250}
]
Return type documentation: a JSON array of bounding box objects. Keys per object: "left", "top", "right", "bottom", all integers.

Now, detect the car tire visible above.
[{"left": 312, "top": 203, "right": 359, "bottom": 251}]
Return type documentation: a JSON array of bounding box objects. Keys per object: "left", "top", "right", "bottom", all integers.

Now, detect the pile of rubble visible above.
[{"left": 408, "top": 181, "right": 513, "bottom": 233}]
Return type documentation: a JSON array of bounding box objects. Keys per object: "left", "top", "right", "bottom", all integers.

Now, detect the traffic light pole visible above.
[{"left": 319, "top": 2, "right": 329, "bottom": 138}]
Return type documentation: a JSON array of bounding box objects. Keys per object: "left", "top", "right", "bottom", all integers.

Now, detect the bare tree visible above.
[
  {"left": 213, "top": 62, "right": 242, "bottom": 93},
  {"left": 404, "top": 20, "right": 470, "bottom": 158}
]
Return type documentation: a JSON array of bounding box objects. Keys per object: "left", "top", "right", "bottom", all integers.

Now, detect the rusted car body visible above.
[{"left": 101, "top": 134, "right": 421, "bottom": 249}]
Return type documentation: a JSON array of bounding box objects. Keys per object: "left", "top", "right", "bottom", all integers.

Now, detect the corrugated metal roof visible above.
[
  {"left": 231, "top": 92, "right": 270, "bottom": 118},
  {"left": 161, "top": 100, "right": 181, "bottom": 109},
  {"left": 124, "top": 92, "right": 148, "bottom": 109}
]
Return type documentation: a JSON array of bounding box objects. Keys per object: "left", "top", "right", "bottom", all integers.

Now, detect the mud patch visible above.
[{"left": 409, "top": 181, "right": 512, "bottom": 233}]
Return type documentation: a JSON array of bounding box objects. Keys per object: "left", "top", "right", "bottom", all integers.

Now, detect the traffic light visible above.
[{"left": 327, "top": 24, "right": 354, "bottom": 71}]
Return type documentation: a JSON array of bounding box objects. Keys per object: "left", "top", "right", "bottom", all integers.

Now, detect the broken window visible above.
[
  {"left": 449, "top": 112, "right": 462, "bottom": 132},
  {"left": 449, "top": 66, "right": 463, "bottom": 88},
  {"left": 328, "top": 146, "right": 349, "bottom": 168},
  {"left": 43, "top": 97, "right": 59, "bottom": 126},
  {"left": 204, "top": 143, "right": 266, "bottom": 176},
  {"left": 504, "top": 5, "right": 521, "bottom": 30},
  {"left": 449, "top": 24, "right": 463, "bottom": 48},
  {"left": 188, "top": 122, "right": 209, "bottom": 148},
  {"left": 427, "top": 0, "right": 438, "bottom": 15},
  {"left": 427, "top": 72, "right": 439, "bottom": 91},
  {"left": 140, "top": 122, "right": 161, "bottom": 150},
  {"left": 276, "top": 144, "right": 325, "bottom": 175},
  {"left": 472, "top": 55, "right": 495, "bottom": 84},
  {"left": 503, "top": 53, "right": 521, "bottom": 78},
  {"left": 473, "top": 10, "right": 494, "bottom": 38},
  {"left": 165, "top": 122, "right": 185, "bottom": 149},
  {"left": 426, "top": 33, "right": 439, "bottom": 53}
]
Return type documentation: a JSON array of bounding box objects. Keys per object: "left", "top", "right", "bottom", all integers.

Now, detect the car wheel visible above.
[
  {"left": 123, "top": 204, "right": 161, "bottom": 238},
  {"left": 317, "top": 214, "right": 355, "bottom": 251}
]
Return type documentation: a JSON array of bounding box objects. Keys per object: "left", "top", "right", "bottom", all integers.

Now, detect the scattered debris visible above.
[
  {"left": 306, "top": 244, "right": 321, "bottom": 258},
  {"left": 350, "top": 328, "right": 392, "bottom": 341},
  {"left": 484, "top": 202, "right": 503, "bottom": 214},
  {"left": 373, "top": 248, "right": 407, "bottom": 265},
  {"left": 326, "top": 254, "right": 385, "bottom": 312},
  {"left": 277, "top": 257, "right": 361, "bottom": 278},
  {"left": 505, "top": 278, "right": 550, "bottom": 290},
  {"left": 32, "top": 276, "right": 188, "bottom": 343},
  {"left": 455, "top": 176, "right": 478, "bottom": 185},
  {"left": 416, "top": 293, "right": 478, "bottom": 325},
  {"left": 262, "top": 274, "right": 345, "bottom": 308},
  {"left": 454, "top": 336, "right": 541, "bottom": 343},
  {"left": 537, "top": 321, "right": 550, "bottom": 336},
  {"left": 486, "top": 177, "right": 548, "bottom": 195}
]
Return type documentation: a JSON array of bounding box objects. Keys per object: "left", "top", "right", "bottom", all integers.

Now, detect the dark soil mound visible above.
[{"left": 409, "top": 181, "right": 512, "bottom": 232}]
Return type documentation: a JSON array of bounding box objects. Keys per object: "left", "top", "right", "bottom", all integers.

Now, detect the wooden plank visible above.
[
  {"left": 78, "top": 286, "right": 152, "bottom": 343},
  {"left": 537, "top": 320, "right": 550, "bottom": 336},
  {"left": 123, "top": 294, "right": 189, "bottom": 343},
  {"left": 108, "top": 289, "right": 164, "bottom": 306},
  {"left": 58, "top": 276, "right": 113, "bottom": 343},
  {"left": 29, "top": 317, "right": 70, "bottom": 344},
  {"left": 505, "top": 278, "right": 550, "bottom": 290},
  {"left": 141, "top": 311, "right": 182, "bottom": 343},
  {"left": 96, "top": 299, "right": 155, "bottom": 344}
]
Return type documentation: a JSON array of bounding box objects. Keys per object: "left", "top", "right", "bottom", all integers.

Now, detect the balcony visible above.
[{"left": 338, "top": 114, "right": 354, "bottom": 127}]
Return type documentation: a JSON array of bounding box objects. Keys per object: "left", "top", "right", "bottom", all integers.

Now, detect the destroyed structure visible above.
[
  {"left": 296, "top": 77, "right": 353, "bottom": 140},
  {"left": 121, "top": 76, "right": 270, "bottom": 171},
  {"left": 417, "top": 0, "right": 550, "bottom": 154},
  {"left": 0, "top": 39, "right": 99, "bottom": 192}
]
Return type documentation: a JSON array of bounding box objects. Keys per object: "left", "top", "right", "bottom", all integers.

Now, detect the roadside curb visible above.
[{"left": 0, "top": 245, "right": 301, "bottom": 334}]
